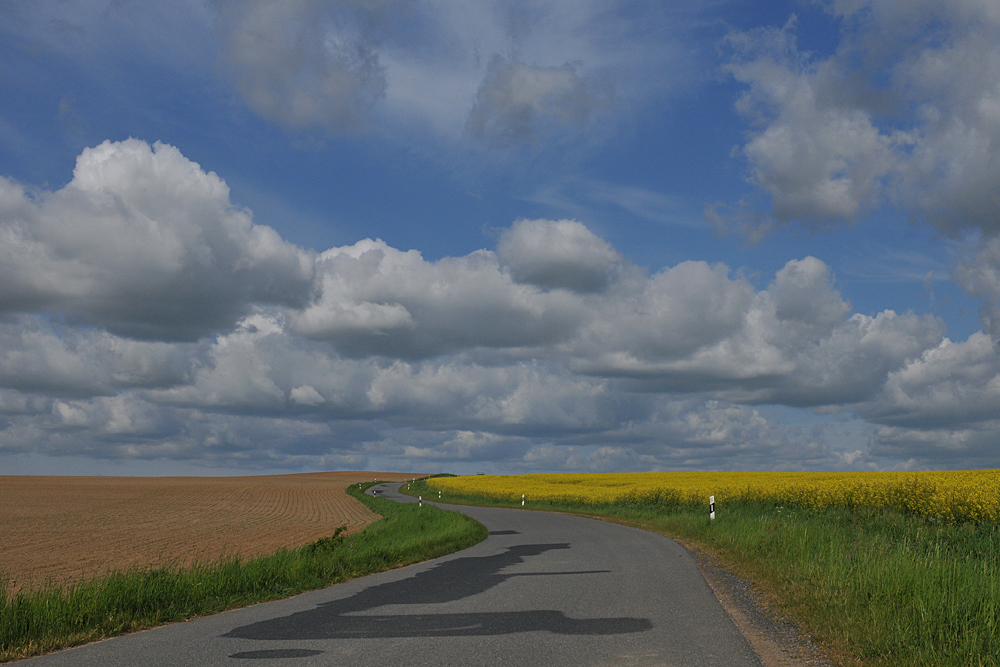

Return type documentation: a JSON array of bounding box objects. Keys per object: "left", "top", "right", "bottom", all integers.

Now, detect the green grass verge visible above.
[
  {"left": 409, "top": 479, "right": 1000, "bottom": 667},
  {"left": 0, "top": 482, "right": 487, "bottom": 663}
]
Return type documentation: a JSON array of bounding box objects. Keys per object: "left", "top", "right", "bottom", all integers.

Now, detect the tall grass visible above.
[
  {"left": 0, "top": 483, "right": 487, "bottom": 663},
  {"left": 412, "top": 480, "right": 1000, "bottom": 666}
]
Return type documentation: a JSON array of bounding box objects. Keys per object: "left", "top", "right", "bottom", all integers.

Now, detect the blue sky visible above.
[{"left": 1, "top": 0, "right": 999, "bottom": 476}]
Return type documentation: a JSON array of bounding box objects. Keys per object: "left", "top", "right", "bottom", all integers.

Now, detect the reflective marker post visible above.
[
  {"left": 710, "top": 495, "right": 715, "bottom": 520},
  {"left": 419, "top": 496, "right": 422, "bottom": 507},
  {"left": 522, "top": 494, "right": 525, "bottom": 506}
]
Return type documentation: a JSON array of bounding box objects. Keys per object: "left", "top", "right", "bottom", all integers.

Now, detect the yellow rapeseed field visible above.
[{"left": 427, "top": 470, "right": 1000, "bottom": 524}]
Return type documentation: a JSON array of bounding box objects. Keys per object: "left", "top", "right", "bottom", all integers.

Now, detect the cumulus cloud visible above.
[
  {"left": 953, "top": 237, "right": 1000, "bottom": 338},
  {"left": 124, "top": 220, "right": 941, "bottom": 423},
  {"left": 146, "top": 309, "right": 614, "bottom": 434},
  {"left": 846, "top": 322, "right": 1000, "bottom": 467},
  {"left": 570, "top": 257, "right": 943, "bottom": 408},
  {"left": 289, "top": 385, "right": 325, "bottom": 406},
  {"left": 717, "top": 17, "right": 899, "bottom": 229},
  {"left": 862, "top": 332, "right": 1000, "bottom": 429},
  {"left": 497, "top": 218, "right": 621, "bottom": 292},
  {"left": 289, "top": 236, "right": 586, "bottom": 358},
  {"left": 569, "top": 260, "right": 756, "bottom": 371},
  {"left": 0, "top": 141, "right": 990, "bottom": 472},
  {"left": 717, "top": 0, "right": 1000, "bottom": 362},
  {"left": 720, "top": 1, "right": 1000, "bottom": 236},
  {"left": 285, "top": 219, "right": 941, "bottom": 414},
  {"left": 770, "top": 257, "right": 852, "bottom": 333},
  {"left": 0, "top": 316, "right": 197, "bottom": 397},
  {"left": 0, "top": 139, "right": 312, "bottom": 340}
]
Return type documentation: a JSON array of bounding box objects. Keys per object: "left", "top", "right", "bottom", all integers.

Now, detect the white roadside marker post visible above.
[
  {"left": 419, "top": 496, "right": 422, "bottom": 507},
  {"left": 710, "top": 495, "right": 716, "bottom": 520},
  {"left": 439, "top": 491, "right": 442, "bottom": 499},
  {"left": 522, "top": 494, "right": 525, "bottom": 506}
]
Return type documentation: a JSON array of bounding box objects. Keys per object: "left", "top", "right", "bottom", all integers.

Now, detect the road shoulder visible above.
[{"left": 675, "top": 538, "right": 833, "bottom": 667}]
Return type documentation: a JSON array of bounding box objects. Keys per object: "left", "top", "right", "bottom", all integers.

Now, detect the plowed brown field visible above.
[{"left": 0, "top": 471, "right": 418, "bottom": 594}]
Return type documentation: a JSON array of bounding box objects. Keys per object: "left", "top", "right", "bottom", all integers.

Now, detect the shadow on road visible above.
[{"left": 224, "top": 543, "right": 652, "bottom": 641}]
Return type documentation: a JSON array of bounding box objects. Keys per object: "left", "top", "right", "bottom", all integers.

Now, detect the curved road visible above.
[{"left": 22, "top": 483, "right": 761, "bottom": 666}]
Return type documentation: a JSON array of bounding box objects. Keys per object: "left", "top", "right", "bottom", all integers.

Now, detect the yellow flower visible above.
[{"left": 427, "top": 470, "right": 1000, "bottom": 524}]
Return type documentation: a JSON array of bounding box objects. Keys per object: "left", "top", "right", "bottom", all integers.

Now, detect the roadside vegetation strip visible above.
[
  {"left": 415, "top": 475, "right": 1000, "bottom": 667},
  {"left": 0, "top": 483, "right": 487, "bottom": 663}
]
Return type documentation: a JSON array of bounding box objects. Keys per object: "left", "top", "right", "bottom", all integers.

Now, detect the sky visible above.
[{"left": 1, "top": 0, "right": 999, "bottom": 476}]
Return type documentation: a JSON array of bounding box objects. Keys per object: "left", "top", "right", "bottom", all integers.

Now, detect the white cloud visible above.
[
  {"left": 953, "top": 236, "right": 1000, "bottom": 337},
  {"left": 366, "top": 359, "right": 611, "bottom": 430},
  {"left": 130, "top": 227, "right": 945, "bottom": 426},
  {"left": 290, "top": 385, "right": 325, "bottom": 406},
  {"left": 290, "top": 236, "right": 586, "bottom": 357},
  {"left": 862, "top": 332, "right": 1000, "bottom": 428},
  {"left": 719, "top": 1, "right": 1000, "bottom": 360},
  {"left": 569, "top": 260, "right": 756, "bottom": 369},
  {"left": 721, "top": 2, "right": 1000, "bottom": 236},
  {"left": 848, "top": 326, "right": 1000, "bottom": 467},
  {"left": 0, "top": 139, "right": 313, "bottom": 340},
  {"left": 49, "top": 394, "right": 167, "bottom": 437},
  {"left": 570, "top": 258, "right": 943, "bottom": 408},
  {"left": 0, "top": 141, "right": 990, "bottom": 472},
  {"left": 146, "top": 312, "right": 346, "bottom": 412},
  {"left": 0, "top": 316, "right": 196, "bottom": 397},
  {"left": 497, "top": 218, "right": 621, "bottom": 292},
  {"left": 719, "top": 17, "right": 898, "bottom": 227},
  {"left": 770, "top": 257, "right": 851, "bottom": 332}
]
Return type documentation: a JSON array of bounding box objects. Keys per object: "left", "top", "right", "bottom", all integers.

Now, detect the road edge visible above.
[
  {"left": 400, "top": 485, "right": 836, "bottom": 667},
  {"left": 660, "top": 535, "right": 834, "bottom": 667}
]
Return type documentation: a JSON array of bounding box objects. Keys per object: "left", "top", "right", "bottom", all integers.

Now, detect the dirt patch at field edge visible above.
[
  {"left": 0, "top": 471, "right": 420, "bottom": 595},
  {"left": 676, "top": 537, "right": 836, "bottom": 667}
]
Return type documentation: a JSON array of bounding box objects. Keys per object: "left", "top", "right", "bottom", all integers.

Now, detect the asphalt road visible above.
[{"left": 21, "top": 483, "right": 761, "bottom": 667}]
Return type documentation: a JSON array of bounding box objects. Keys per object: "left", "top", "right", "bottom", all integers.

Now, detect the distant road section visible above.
[
  {"left": 22, "top": 483, "right": 762, "bottom": 666},
  {"left": 0, "top": 472, "right": 416, "bottom": 594}
]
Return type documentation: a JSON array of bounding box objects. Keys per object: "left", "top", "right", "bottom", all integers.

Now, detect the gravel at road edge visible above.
[{"left": 679, "top": 540, "right": 834, "bottom": 667}]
